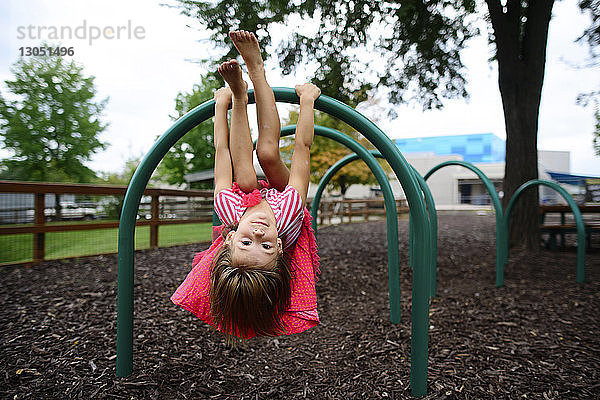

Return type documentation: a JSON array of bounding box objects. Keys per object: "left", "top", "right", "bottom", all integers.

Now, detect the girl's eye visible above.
[
  {"left": 262, "top": 244, "right": 272, "bottom": 250},
  {"left": 242, "top": 240, "right": 251, "bottom": 246}
]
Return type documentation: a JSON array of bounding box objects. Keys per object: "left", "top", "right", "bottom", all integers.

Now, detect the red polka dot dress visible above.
[{"left": 171, "top": 182, "right": 320, "bottom": 338}]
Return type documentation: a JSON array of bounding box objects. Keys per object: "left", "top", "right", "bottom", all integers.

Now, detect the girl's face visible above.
[{"left": 226, "top": 206, "right": 282, "bottom": 267}]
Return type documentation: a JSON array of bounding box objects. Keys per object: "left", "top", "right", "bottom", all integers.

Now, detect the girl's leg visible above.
[
  {"left": 230, "top": 30, "right": 289, "bottom": 192},
  {"left": 218, "top": 59, "right": 259, "bottom": 193}
]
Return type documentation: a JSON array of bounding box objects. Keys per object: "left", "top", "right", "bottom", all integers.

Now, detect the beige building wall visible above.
[
  {"left": 319, "top": 148, "right": 572, "bottom": 209},
  {"left": 396, "top": 153, "right": 463, "bottom": 205}
]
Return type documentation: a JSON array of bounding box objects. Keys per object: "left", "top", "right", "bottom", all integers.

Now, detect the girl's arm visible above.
[
  {"left": 288, "top": 84, "right": 321, "bottom": 205},
  {"left": 213, "top": 88, "right": 233, "bottom": 195}
]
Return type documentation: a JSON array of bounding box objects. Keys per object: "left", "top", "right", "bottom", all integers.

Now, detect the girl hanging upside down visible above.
[{"left": 171, "top": 30, "right": 322, "bottom": 343}]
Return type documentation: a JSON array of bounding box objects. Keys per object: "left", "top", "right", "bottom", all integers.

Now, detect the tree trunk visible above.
[
  {"left": 486, "top": 0, "right": 554, "bottom": 250},
  {"left": 338, "top": 175, "right": 348, "bottom": 197},
  {"left": 501, "top": 75, "right": 541, "bottom": 249}
]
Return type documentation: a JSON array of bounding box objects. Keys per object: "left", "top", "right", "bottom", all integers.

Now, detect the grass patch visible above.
[{"left": 0, "top": 222, "right": 213, "bottom": 264}]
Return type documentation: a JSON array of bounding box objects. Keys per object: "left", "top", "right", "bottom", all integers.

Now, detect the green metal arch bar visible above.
[
  {"left": 503, "top": 179, "right": 586, "bottom": 283},
  {"left": 311, "top": 148, "right": 438, "bottom": 301},
  {"left": 302, "top": 90, "right": 431, "bottom": 396},
  {"left": 116, "top": 88, "right": 431, "bottom": 396},
  {"left": 283, "top": 126, "right": 402, "bottom": 324},
  {"left": 409, "top": 167, "right": 437, "bottom": 298},
  {"left": 424, "top": 160, "right": 506, "bottom": 287}
]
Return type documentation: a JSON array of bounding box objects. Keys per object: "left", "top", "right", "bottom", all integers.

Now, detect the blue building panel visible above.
[{"left": 395, "top": 133, "right": 505, "bottom": 163}]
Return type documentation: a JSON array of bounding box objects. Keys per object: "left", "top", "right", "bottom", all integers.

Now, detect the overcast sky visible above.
[{"left": 1, "top": 0, "right": 599, "bottom": 176}]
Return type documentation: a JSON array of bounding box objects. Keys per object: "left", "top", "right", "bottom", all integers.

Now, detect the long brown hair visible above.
[{"left": 209, "top": 240, "right": 292, "bottom": 342}]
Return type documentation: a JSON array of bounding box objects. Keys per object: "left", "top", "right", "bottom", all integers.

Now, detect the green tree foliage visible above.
[
  {"left": 97, "top": 156, "right": 142, "bottom": 186},
  {"left": 155, "top": 74, "right": 222, "bottom": 188},
  {"left": 95, "top": 156, "right": 143, "bottom": 219},
  {"left": 173, "top": 0, "right": 477, "bottom": 109},
  {"left": 0, "top": 54, "right": 108, "bottom": 182},
  {"left": 577, "top": 0, "right": 599, "bottom": 152},
  {"left": 578, "top": 0, "right": 600, "bottom": 53},
  {"left": 593, "top": 108, "right": 600, "bottom": 156}
]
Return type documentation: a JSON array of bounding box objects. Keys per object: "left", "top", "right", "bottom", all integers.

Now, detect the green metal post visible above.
[
  {"left": 295, "top": 91, "right": 431, "bottom": 396},
  {"left": 275, "top": 88, "right": 431, "bottom": 396},
  {"left": 424, "top": 161, "right": 505, "bottom": 287},
  {"left": 116, "top": 100, "right": 214, "bottom": 377},
  {"left": 504, "top": 179, "right": 586, "bottom": 283},
  {"left": 212, "top": 211, "right": 221, "bottom": 226},
  {"left": 411, "top": 167, "right": 437, "bottom": 298},
  {"left": 409, "top": 211, "right": 414, "bottom": 269}
]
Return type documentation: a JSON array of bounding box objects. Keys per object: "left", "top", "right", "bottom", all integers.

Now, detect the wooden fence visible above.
[
  {"left": 317, "top": 198, "right": 409, "bottom": 225},
  {"left": 0, "top": 181, "right": 213, "bottom": 265},
  {"left": 0, "top": 180, "right": 409, "bottom": 266}
]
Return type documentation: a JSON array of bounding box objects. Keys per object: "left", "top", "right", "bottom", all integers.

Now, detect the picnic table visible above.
[{"left": 540, "top": 204, "right": 600, "bottom": 250}]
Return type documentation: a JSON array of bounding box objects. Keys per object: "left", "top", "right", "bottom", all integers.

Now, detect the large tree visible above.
[
  {"left": 155, "top": 74, "right": 222, "bottom": 188},
  {"left": 174, "top": 0, "right": 597, "bottom": 249},
  {"left": 0, "top": 55, "right": 108, "bottom": 183},
  {"left": 484, "top": 0, "right": 554, "bottom": 248}
]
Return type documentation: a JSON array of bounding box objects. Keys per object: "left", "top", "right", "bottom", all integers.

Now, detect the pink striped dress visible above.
[
  {"left": 171, "top": 182, "right": 320, "bottom": 339},
  {"left": 214, "top": 184, "right": 304, "bottom": 251}
]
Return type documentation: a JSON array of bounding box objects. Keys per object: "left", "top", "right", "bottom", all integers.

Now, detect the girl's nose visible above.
[{"left": 253, "top": 227, "right": 265, "bottom": 236}]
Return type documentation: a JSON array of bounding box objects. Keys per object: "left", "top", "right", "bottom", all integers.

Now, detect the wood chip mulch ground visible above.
[{"left": 1, "top": 214, "right": 599, "bottom": 399}]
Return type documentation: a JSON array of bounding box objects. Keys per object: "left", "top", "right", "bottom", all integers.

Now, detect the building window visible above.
[{"left": 458, "top": 182, "right": 472, "bottom": 204}]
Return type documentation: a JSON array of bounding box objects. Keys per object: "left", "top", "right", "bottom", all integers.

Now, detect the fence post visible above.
[
  {"left": 33, "top": 193, "right": 45, "bottom": 263},
  {"left": 346, "top": 200, "right": 352, "bottom": 222},
  {"left": 319, "top": 202, "right": 324, "bottom": 225},
  {"left": 150, "top": 195, "right": 159, "bottom": 248}
]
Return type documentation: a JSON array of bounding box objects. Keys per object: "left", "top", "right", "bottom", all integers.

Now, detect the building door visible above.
[{"left": 459, "top": 182, "right": 472, "bottom": 204}]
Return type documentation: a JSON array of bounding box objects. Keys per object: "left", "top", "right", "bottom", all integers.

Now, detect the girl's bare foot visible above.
[
  {"left": 218, "top": 60, "right": 248, "bottom": 101},
  {"left": 295, "top": 83, "right": 321, "bottom": 102},
  {"left": 229, "top": 30, "right": 264, "bottom": 80},
  {"left": 214, "top": 87, "right": 232, "bottom": 107}
]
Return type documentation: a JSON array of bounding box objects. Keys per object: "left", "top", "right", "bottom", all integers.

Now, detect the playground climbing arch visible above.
[{"left": 116, "top": 88, "right": 434, "bottom": 396}]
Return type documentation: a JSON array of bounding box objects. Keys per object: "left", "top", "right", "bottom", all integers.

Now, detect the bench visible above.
[{"left": 541, "top": 222, "right": 600, "bottom": 250}]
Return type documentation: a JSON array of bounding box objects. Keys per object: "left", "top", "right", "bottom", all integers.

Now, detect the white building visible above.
[{"left": 314, "top": 133, "right": 575, "bottom": 210}]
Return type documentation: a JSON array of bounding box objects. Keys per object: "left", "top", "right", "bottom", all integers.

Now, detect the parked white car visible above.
[
  {"left": 47, "top": 202, "right": 98, "bottom": 221},
  {"left": 26, "top": 201, "right": 98, "bottom": 221}
]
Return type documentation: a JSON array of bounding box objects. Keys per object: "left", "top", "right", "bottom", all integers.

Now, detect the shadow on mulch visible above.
[{"left": 1, "top": 215, "right": 599, "bottom": 399}]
